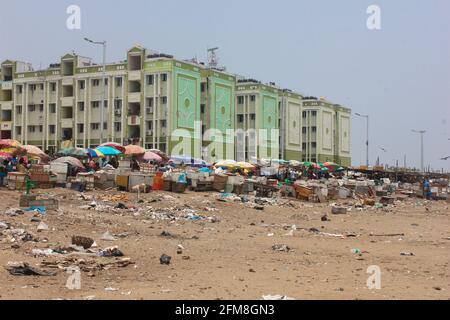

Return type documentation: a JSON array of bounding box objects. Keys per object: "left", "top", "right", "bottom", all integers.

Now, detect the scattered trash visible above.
[
  {"left": 4, "top": 208, "right": 24, "bottom": 216},
  {"left": 72, "top": 236, "right": 94, "bottom": 249},
  {"left": 272, "top": 244, "right": 291, "bottom": 252},
  {"left": 98, "top": 246, "right": 124, "bottom": 257},
  {"left": 115, "top": 203, "right": 128, "bottom": 209},
  {"left": 400, "top": 252, "right": 415, "bottom": 256},
  {"left": 24, "top": 206, "right": 46, "bottom": 214},
  {"left": 160, "top": 254, "right": 172, "bottom": 265},
  {"left": 104, "top": 287, "right": 119, "bottom": 292},
  {"left": 350, "top": 248, "right": 361, "bottom": 254},
  {"left": 0, "top": 221, "right": 10, "bottom": 229},
  {"left": 101, "top": 231, "right": 117, "bottom": 241},
  {"left": 331, "top": 206, "right": 347, "bottom": 215},
  {"left": 5, "top": 262, "right": 56, "bottom": 276},
  {"left": 37, "top": 222, "right": 49, "bottom": 231},
  {"left": 321, "top": 215, "right": 330, "bottom": 222}
]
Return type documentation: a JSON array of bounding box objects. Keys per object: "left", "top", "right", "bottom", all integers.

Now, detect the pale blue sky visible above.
[{"left": 1, "top": 0, "right": 449, "bottom": 170}]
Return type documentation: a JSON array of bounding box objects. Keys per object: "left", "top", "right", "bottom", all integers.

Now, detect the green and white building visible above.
[{"left": 0, "top": 45, "right": 352, "bottom": 165}]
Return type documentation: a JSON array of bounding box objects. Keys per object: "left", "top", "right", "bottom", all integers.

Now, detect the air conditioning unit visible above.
[
  {"left": 146, "top": 106, "right": 153, "bottom": 114},
  {"left": 146, "top": 130, "right": 153, "bottom": 136},
  {"left": 114, "top": 111, "right": 121, "bottom": 117}
]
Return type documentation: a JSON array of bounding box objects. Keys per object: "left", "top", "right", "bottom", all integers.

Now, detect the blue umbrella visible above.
[{"left": 96, "top": 146, "right": 122, "bottom": 156}]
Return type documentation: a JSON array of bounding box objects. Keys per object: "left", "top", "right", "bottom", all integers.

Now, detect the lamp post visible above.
[
  {"left": 355, "top": 113, "right": 369, "bottom": 166},
  {"left": 84, "top": 37, "right": 107, "bottom": 145},
  {"left": 412, "top": 129, "right": 426, "bottom": 172}
]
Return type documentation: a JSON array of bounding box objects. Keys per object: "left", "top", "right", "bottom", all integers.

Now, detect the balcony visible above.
[
  {"left": 61, "top": 119, "right": 74, "bottom": 128},
  {"left": 62, "top": 77, "right": 73, "bottom": 86},
  {"left": 61, "top": 97, "right": 74, "bottom": 107},
  {"left": 128, "top": 92, "right": 141, "bottom": 103},
  {"left": 0, "top": 101, "right": 13, "bottom": 110},
  {"left": 1, "top": 81, "right": 12, "bottom": 90},
  {"left": 1, "top": 121, "right": 12, "bottom": 131},
  {"left": 127, "top": 115, "right": 141, "bottom": 126},
  {"left": 128, "top": 70, "right": 141, "bottom": 81}
]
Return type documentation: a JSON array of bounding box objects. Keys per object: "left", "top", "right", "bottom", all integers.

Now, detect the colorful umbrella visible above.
[
  {"left": 215, "top": 159, "right": 237, "bottom": 168},
  {"left": 22, "top": 145, "right": 46, "bottom": 156},
  {"left": 87, "top": 148, "right": 105, "bottom": 158},
  {"left": 51, "top": 156, "right": 84, "bottom": 168},
  {"left": 288, "top": 160, "right": 302, "bottom": 167},
  {"left": 236, "top": 161, "right": 255, "bottom": 169},
  {"left": 124, "top": 144, "right": 145, "bottom": 156},
  {"left": 143, "top": 151, "right": 162, "bottom": 162},
  {"left": 0, "top": 152, "right": 13, "bottom": 160},
  {"left": 96, "top": 146, "right": 122, "bottom": 156},
  {"left": 149, "top": 149, "right": 170, "bottom": 161},
  {"left": 0, "top": 139, "right": 22, "bottom": 149},
  {"left": 99, "top": 142, "right": 126, "bottom": 153}
]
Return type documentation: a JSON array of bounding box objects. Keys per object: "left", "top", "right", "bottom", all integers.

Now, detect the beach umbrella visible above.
[
  {"left": 51, "top": 156, "right": 83, "bottom": 168},
  {"left": 0, "top": 139, "right": 22, "bottom": 149},
  {"left": 149, "top": 149, "right": 170, "bottom": 161},
  {"left": 124, "top": 144, "right": 145, "bottom": 156},
  {"left": 0, "top": 152, "right": 13, "bottom": 160},
  {"left": 96, "top": 146, "right": 122, "bottom": 156},
  {"left": 236, "top": 161, "right": 255, "bottom": 169},
  {"left": 99, "top": 142, "right": 126, "bottom": 153},
  {"left": 56, "top": 147, "right": 88, "bottom": 158},
  {"left": 143, "top": 151, "right": 162, "bottom": 162},
  {"left": 22, "top": 145, "right": 46, "bottom": 157},
  {"left": 215, "top": 159, "right": 237, "bottom": 167},
  {"left": 87, "top": 148, "right": 104, "bottom": 158},
  {"left": 288, "top": 160, "right": 302, "bottom": 167}
]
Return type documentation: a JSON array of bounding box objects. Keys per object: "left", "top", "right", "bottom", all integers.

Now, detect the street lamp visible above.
[
  {"left": 411, "top": 129, "right": 426, "bottom": 172},
  {"left": 355, "top": 113, "right": 369, "bottom": 166},
  {"left": 84, "top": 37, "right": 107, "bottom": 145}
]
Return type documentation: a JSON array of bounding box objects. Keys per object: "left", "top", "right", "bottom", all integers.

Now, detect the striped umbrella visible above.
[
  {"left": 124, "top": 144, "right": 145, "bottom": 156},
  {"left": 87, "top": 148, "right": 105, "bottom": 158},
  {"left": 99, "top": 142, "right": 126, "bottom": 153},
  {"left": 0, "top": 139, "right": 22, "bottom": 149}
]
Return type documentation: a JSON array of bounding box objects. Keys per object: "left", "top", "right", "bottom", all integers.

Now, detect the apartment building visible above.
[
  {"left": 302, "top": 98, "right": 351, "bottom": 166},
  {"left": 0, "top": 45, "right": 352, "bottom": 165}
]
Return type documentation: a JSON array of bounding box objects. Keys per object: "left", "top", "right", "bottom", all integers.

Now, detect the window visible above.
[
  {"left": 114, "top": 99, "right": 122, "bottom": 110},
  {"left": 161, "top": 96, "right": 167, "bottom": 104},
  {"left": 115, "top": 77, "right": 123, "bottom": 87},
  {"left": 146, "top": 75, "right": 154, "bottom": 85},
  {"left": 311, "top": 142, "right": 317, "bottom": 148},
  {"left": 30, "top": 84, "right": 36, "bottom": 92},
  {"left": 39, "top": 84, "right": 44, "bottom": 90},
  {"left": 312, "top": 126, "right": 317, "bottom": 133},
  {"left": 78, "top": 102, "right": 85, "bottom": 111},
  {"left": 200, "top": 104, "right": 205, "bottom": 114},
  {"left": 237, "top": 96, "right": 244, "bottom": 104},
  {"left": 302, "top": 143, "right": 307, "bottom": 150},
  {"left": 78, "top": 80, "right": 85, "bottom": 90},
  {"left": 78, "top": 124, "right": 84, "bottom": 133},
  {"left": 302, "top": 127, "right": 307, "bottom": 134},
  {"left": 302, "top": 111, "right": 307, "bottom": 118},
  {"left": 114, "top": 122, "right": 121, "bottom": 132},
  {"left": 103, "top": 100, "right": 108, "bottom": 108},
  {"left": 104, "top": 78, "right": 108, "bottom": 86},
  {"left": 28, "top": 105, "right": 36, "bottom": 112},
  {"left": 237, "top": 114, "right": 244, "bottom": 123},
  {"left": 17, "top": 85, "right": 23, "bottom": 94},
  {"left": 161, "top": 73, "right": 167, "bottom": 81},
  {"left": 92, "top": 79, "right": 100, "bottom": 87},
  {"left": 49, "top": 104, "right": 56, "bottom": 113},
  {"left": 50, "top": 83, "right": 56, "bottom": 92},
  {"left": 161, "top": 120, "right": 167, "bottom": 128},
  {"left": 250, "top": 114, "right": 255, "bottom": 120},
  {"left": 16, "top": 106, "right": 22, "bottom": 114},
  {"left": 201, "top": 83, "right": 206, "bottom": 92},
  {"left": 28, "top": 126, "right": 35, "bottom": 133},
  {"left": 311, "top": 111, "right": 317, "bottom": 116},
  {"left": 250, "top": 95, "right": 256, "bottom": 102},
  {"left": 39, "top": 125, "right": 43, "bottom": 132},
  {"left": 39, "top": 104, "right": 44, "bottom": 112},
  {"left": 91, "top": 123, "right": 99, "bottom": 130},
  {"left": 146, "top": 98, "right": 154, "bottom": 107},
  {"left": 103, "top": 122, "right": 107, "bottom": 130},
  {"left": 16, "top": 126, "right": 22, "bottom": 135},
  {"left": 49, "top": 125, "right": 55, "bottom": 134},
  {"left": 92, "top": 101, "right": 100, "bottom": 108}
]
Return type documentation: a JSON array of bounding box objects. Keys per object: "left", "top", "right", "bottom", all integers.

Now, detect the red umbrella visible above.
[{"left": 99, "top": 142, "right": 126, "bottom": 153}]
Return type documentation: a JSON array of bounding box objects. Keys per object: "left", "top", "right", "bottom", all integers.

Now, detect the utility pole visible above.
[
  {"left": 84, "top": 37, "right": 107, "bottom": 145},
  {"left": 412, "top": 129, "right": 426, "bottom": 172},
  {"left": 356, "top": 113, "right": 369, "bottom": 166}
]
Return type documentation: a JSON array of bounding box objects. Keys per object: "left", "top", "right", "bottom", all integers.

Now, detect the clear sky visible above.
[{"left": 1, "top": 0, "right": 449, "bottom": 171}]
